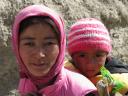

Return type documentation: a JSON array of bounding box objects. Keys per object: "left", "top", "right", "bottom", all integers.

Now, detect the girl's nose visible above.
[
  {"left": 34, "top": 48, "right": 46, "bottom": 58},
  {"left": 39, "top": 51, "right": 45, "bottom": 57}
]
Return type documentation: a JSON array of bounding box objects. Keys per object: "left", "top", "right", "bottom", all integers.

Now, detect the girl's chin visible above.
[{"left": 29, "top": 70, "right": 48, "bottom": 77}]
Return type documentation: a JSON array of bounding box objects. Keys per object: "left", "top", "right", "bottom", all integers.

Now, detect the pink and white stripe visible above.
[{"left": 67, "top": 18, "right": 112, "bottom": 55}]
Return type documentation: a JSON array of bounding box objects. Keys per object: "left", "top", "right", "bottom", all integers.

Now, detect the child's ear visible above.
[
  {"left": 65, "top": 47, "right": 72, "bottom": 61},
  {"left": 107, "top": 52, "right": 111, "bottom": 57}
]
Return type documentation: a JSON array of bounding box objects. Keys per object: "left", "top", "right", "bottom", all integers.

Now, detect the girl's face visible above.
[
  {"left": 19, "top": 23, "right": 59, "bottom": 77},
  {"left": 72, "top": 49, "right": 107, "bottom": 79}
]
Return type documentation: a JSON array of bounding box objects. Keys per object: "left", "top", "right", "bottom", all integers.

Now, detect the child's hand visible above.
[
  {"left": 98, "top": 66, "right": 126, "bottom": 96},
  {"left": 96, "top": 79, "right": 111, "bottom": 96}
]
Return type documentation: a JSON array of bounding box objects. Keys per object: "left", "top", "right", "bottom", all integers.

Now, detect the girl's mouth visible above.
[{"left": 32, "top": 63, "right": 46, "bottom": 67}]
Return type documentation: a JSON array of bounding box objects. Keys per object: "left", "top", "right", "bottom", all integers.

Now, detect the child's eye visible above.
[
  {"left": 78, "top": 53, "right": 86, "bottom": 58},
  {"left": 96, "top": 54, "right": 105, "bottom": 57},
  {"left": 96, "top": 54, "right": 102, "bottom": 57}
]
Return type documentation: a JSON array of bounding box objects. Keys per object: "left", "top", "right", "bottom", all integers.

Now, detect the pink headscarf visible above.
[{"left": 12, "top": 5, "right": 66, "bottom": 85}]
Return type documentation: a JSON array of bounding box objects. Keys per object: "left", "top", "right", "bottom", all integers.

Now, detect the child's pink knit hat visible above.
[{"left": 67, "top": 18, "right": 112, "bottom": 55}]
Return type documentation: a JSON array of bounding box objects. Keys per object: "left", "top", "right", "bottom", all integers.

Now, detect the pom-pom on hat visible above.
[{"left": 67, "top": 18, "right": 112, "bottom": 55}]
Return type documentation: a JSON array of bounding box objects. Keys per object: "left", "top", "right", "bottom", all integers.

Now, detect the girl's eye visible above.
[
  {"left": 46, "top": 42, "right": 54, "bottom": 45},
  {"left": 45, "top": 41, "right": 57, "bottom": 46},
  {"left": 24, "top": 42, "right": 35, "bottom": 47}
]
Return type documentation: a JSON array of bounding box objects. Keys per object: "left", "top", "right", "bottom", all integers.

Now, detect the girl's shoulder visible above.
[{"left": 63, "top": 68, "right": 97, "bottom": 96}]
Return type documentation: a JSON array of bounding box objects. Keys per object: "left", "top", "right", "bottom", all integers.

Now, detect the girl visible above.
[
  {"left": 12, "top": 5, "right": 97, "bottom": 96},
  {"left": 66, "top": 18, "right": 128, "bottom": 95}
]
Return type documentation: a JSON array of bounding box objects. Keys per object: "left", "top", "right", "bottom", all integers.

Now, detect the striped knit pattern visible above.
[{"left": 67, "top": 18, "right": 112, "bottom": 55}]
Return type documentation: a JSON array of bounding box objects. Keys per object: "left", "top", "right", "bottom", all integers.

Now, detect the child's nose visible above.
[{"left": 86, "top": 57, "right": 95, "bottom": 65}]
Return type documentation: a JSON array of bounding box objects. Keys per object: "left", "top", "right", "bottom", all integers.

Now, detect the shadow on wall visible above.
[{"left": 0, "top": 45, "right": 19, "bottom": 96}]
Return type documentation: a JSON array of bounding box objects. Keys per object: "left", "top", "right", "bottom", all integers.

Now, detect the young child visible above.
[
  {"left": 12, "top": 5, "right": 97, "bottom": 96},
  {"left": 66, "top": 18, "right": 128, "bottom": 95}
]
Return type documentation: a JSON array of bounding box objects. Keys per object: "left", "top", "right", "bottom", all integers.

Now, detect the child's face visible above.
[
  {"left": 72, "top": 49, "right": 107, "bottom": 78},
  {"left": 19, "top": 23, "right": 59, "bottom": 77}
]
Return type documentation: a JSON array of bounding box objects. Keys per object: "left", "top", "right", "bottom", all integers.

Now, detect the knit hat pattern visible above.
[{"left": 67, "top": 18, "right": 112, "bottom": 55}]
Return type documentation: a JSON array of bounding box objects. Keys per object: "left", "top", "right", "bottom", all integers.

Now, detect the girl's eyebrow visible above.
[
  {"left": 44, "top": 37, "right": 57, "bottom": 40},
  {"left": 20, "top": 37, "right": 34, "bottom": 41},
  {"left": 20, "top": 36, "right": 57, "bottom": 41}
]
